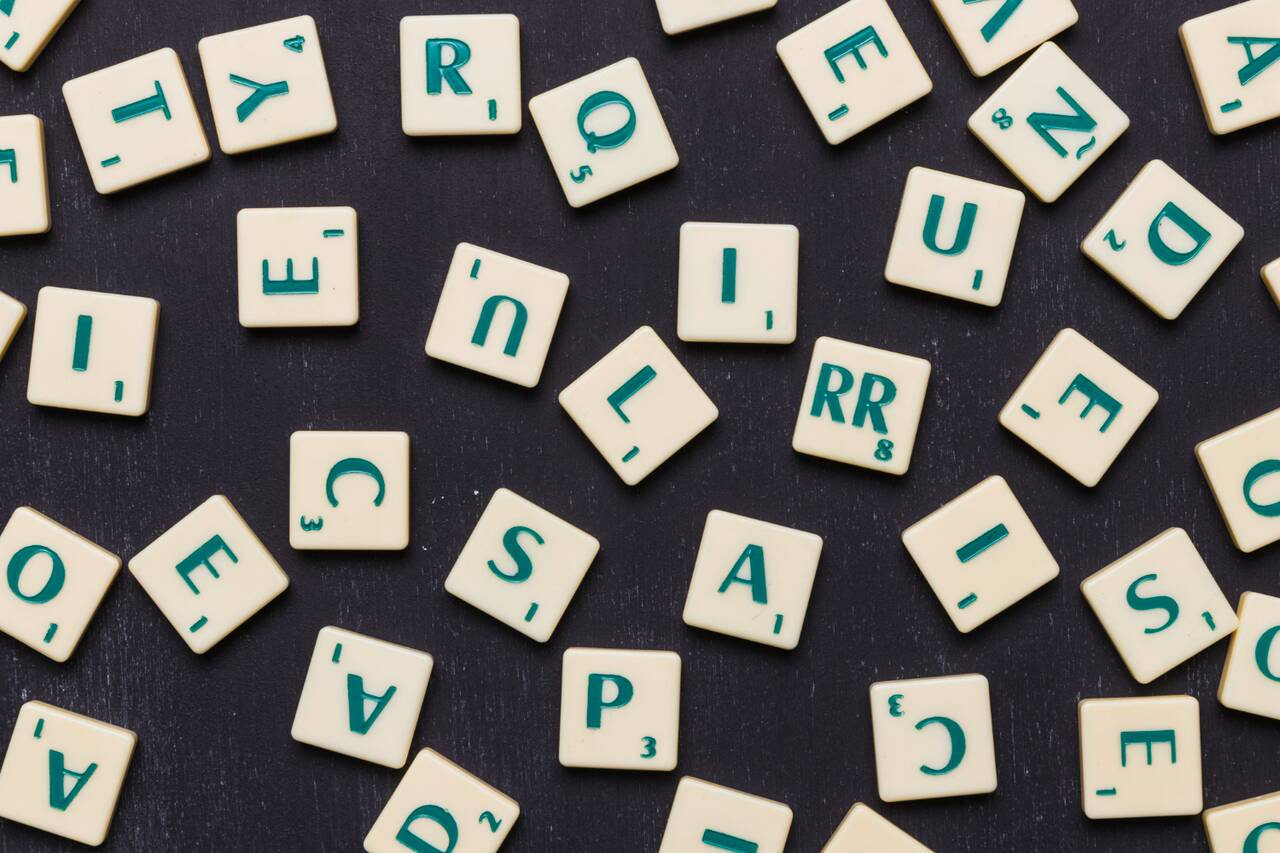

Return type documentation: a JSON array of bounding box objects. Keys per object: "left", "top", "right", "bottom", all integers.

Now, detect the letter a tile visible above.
[{"left": 1180, "top": 0, "right": 1280, "bottom": 135}]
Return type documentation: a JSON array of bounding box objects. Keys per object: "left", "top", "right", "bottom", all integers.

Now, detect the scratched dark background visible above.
[{"left": 1, "top": 0, "right": 1278, "bottom": 850}]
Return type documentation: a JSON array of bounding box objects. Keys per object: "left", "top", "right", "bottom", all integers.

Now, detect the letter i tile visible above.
[
  {"left": 1217, "top": 592, "right": 1280, "bottom": 720},
  {"left": 0, "top": 290, "right": 27, "bottom": 362},
  {"left": 823, "top": 802, "right": 934, "bottom": 852},
  {"left": 1196, "top": 407, "right": 1280, "bottom": 552},
  {"left": 1179, "top": 0, "right": 1280, "bottom": 135},
  {"left": 658, "top": 777, "right": 793, "bottom": 853},
  {"left": 1204, "top": 790, "right": 1280, "bottom": 852},
  {"left": 676, "top": 222, "right": 799, "bottom": 344}
]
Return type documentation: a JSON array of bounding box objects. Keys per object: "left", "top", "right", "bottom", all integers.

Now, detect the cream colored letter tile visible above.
[
  {"left": 1078, "top": 695, "right": 1202, "bottom": 818},
  {"left": 292, "top": 626, "right": 434, "bottom": 769},
  {"left": 559, "top": 326, "right": 717, "bottom": 486},
  {"left": 0, "top": 115, "right": 50, "bottom": 236},
  {"left": 529, "top": 57, "right": 678, "bottom": 207},
  {"left": 1264, "top": 258, "right": 1280, "bottom": 309},
  {"left": 822, "top": 802, "right": 933, "bottom": 852},
  {"left": 290, "top": 430, "right": 411, "bottom": 550},
  {"left": 559, "top": 647, "right": 680, "bottom": 771},
  {"left": 0, "top": 290, "right": 27, "bottom": 362},
  {"left": 677, "top": 222, "right": 798, "bottom": 344},
  {"left": 237, "top": 207, "right": 358, "bottom": 328},
  {"left": 27, "top": 286, "right": 159, "bottom": 417},
  {"left": 425, "top": 243, "right": 569, "bottom": 387},
  {"left": 1082, "top": 160, "right": 1243, "bottom": 319},
  {"left": 400, "top": 15, "right": 521, "bottom": 136},
  {"left": 1218, "top": 592, "right": 1280, "bottom": 720},
  {"left": 884, "top": 167, "right": 1025, "bottom": 306},
  {"left": 998, "top": 328, "right": 1157, "bottom": 486},
  {"left": 869, "top": 673, "right": 997, "bottom": 802},
  {"left": 1204, "top": 790, "right": 1280, "bottom": 852},
  {"left": 658, "top": 776, "right": 792, "bottom": 853},
  {"left": 198, "top": 15, "right": 337, "bottom": 155},
  {"left": 902, "top": 476, "right": 1058, "bottom": 633},
  {"left": 681, "top": 509, "right": 823, "bottom": 650},
  {"left": 1081, "top": 528, "right": 1236, "bottom": 684},
  {"left": 968, "top": 42, "right": 1128, "bottom": 203},
  {"left": 0, "top": 507, "right": 119, "bottom": 662},
  {"left": 444, "top": 488, "right": 599, "bottom": 643},
  {"left": 1180, "top": 0, "right": 1280, "bottom": 135},
  {"left": 776, "top": 0, "right": 932, "bottom": 145},
  {"left": 656, "top": 0, "right": 776, "bottom": 35},
  {"left": 364, "top": 748, "right": 519, "bottom": 853},
  {"left": 930, "top": 0, "right": 1076, "bottom": 77},
  {"left": 0, "top": 0, "right": 77, "bottom": 72},
  {"left": 792, "top": 336, "right": 931, "bottom": 475},
  {"left": 1197, "top": 408, "right": 1280, "bottom": 553},
  {"left": 0, "top": 701, "right": 136, "bottom": 846},
  {"left": 62, "top": 48, "right": 210, "bottom": 194},
  {"left": 128, "top": 495, "right": 288, "bottom": 654}
]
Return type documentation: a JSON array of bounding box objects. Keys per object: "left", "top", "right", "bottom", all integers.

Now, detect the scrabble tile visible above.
[
  {"left": 681, "top": 509, "right": 823, "bottom": 650},
  {"left": 559, "top": 647, "right": 680, "bottom": 771},
  {"left": 63, "top": 48, "right": 210, "bottom": 194},
  {"left": 1082, "top": 160, "right": 1243, "bottom": 319},
  {"left": 425, "top": 243, "right": 569, "bottom": 387},
  {"left": 0, "top": 507, "right": 118, "bottom": 663},
  {"left": 364, "top": 748, "right": 519, "bottom": 853},
  {"left": 1203, "top": 790, "right": 1280, "bottom": 852},
  {"left": 198, "top": 15, "right": 337, "bottom": 155},
  {"left": 1264, "top": 258, "right": 1280, "bottom": 309},
  {"left": 869, "top": 673, "right": 997, "bottom": 802},
  {"left": 1078, "top": 694, "right": 1202, "bottom": 818},
  {"left": 559, "top": 326, "right": 717, "bottom": 486},
  {"left": 290, "top": 430, "right": 411, "bottom": 550},
  {"left": 1218, "top": 592, "right": 1280, "bottom": 720},
  {"left": 676, "top": 222, "right": 798, "bottom": 344},
  {"left": 883, "top": 167, "right": 1025, "bottom": 307},
  {"left": 0, "top": 0, "right": 77, "bottom": 72},
  {"left": 1081, "top": 528, "right": 1236, "bottom": 684},
  {"left": 1180, "top": 0, "right": 1280, "bottom": 135},
  {"left": 930, "top": 0, "right": 1077, "bottom": 77},
  {"left": 237, "top": 207, "right": 358, "bottom": 328},
  {"left": 792, "top": 336, "right": 931, "bottom": 475},
  {"left": 823, "top": 802, "right": 933, "bottom": 852},
  {"left": 998, "top": 328, "right": 1157, "bottom": 487},
  {"left": 128, "top": 495, "right": 289, "bottom": 654},
  {"left": 968, "top": 42, "right": 1129, "bottom": 203},
  {"left": 26, "top": 286, "right": 159, "bottom": 417},
  {"left": 292, "top": 626, "right": 434, "bottom": 768},
  {"left": 444, "top": 488, "right": 599, "bottom": 642},
  {"left": 0, "top": 114, "right": 50, "bottom": 236},
  {"left": 658, "top": 776, "right": 792, "bottom": 853},
  {"left": 1197, "top": 408, "right": 1280, "bottom": 553},
  {"left": 902, "top": 476, "right": 1058, "bottom": 633},
  {"left": 400, "top": 14, "right": 521, "bottom": 136},
  {"left": 0, "top": 290, "right": 25, "bottom": 361},
  {"left": 776, "top": 0, "right": 932, "bottom": 145},
  {"left": 656, "top": 0, "right": 777, "bottom": 35},
  {"left": 529, "top": 57, "right": 678, "bottom": 208}
]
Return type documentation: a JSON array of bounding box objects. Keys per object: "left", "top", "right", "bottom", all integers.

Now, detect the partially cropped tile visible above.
[
  {"left": 559, "top": 647, "right": 680, "bottom": 771},
  {"left": 0, "top": 290, "right": 26, "bottom": 362},
  {"left": 823, "top": 802, "right": 933, "bottom": 852},
  {"left": 0, "top": 114, "right": 50, "bottom": 236},
  {"left": 290, "top": 430, "right": 411, "bottom": 550},
  {"left": 1264, "top": 258, "right": 1280, "bottom": 309},
  {"left": 1197, "top": 407, "right": 1280, "bottom": 553},
  {"left": 930, "top": 0, "right": 1077, "bottom": 76},
  {"left": 237, "top": 206, "right": 358, "bottom": 328},
  {"left": 1218, "top": 592, "right": 1280, "bottom": 720},
  {"left": 1180, "top": 0, "right": 1280, "bottom": 135},
  {"left": 677, "top": 222, "right": 798, "bottom": 344},
  {"left": 658, "top": 776, "right": 793, "bottom": 853},
  {"left": 1204, "top": 790, "right": 1280, "bottom": 852},
  {"left": 656, "top": 0, "right": 776, "bottom": 35},
  {"left": 0, "top": 0, "right": 78, "bottom": 72},
  {"left": 400, "top": 14, "right": 521, "bottom": 135}
]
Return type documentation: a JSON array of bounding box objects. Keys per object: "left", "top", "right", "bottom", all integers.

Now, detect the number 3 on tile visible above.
[{"left": 641, "top": 736, "right": 657, "bottom": 758}]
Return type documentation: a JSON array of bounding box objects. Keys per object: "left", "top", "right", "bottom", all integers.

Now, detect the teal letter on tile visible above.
[
  {"left": 48, "top": 750, "right": 97, "bottom": 811},
  {"left": 1243, "top": 459, "right": 1280, "bottom": 517},
  {"left": 470, "top": 295, "right": 528, "bottom": 357},
  {"left": 577, "top": 91, "right": 636, "bottom": 153},
  {"left": 1126, "top": 574, "right": 1179, "bottom": 634},
  {"left": 922, "top": 194, "right": 977, "bottom": 256},
  {"left": 978, "top": 0, "right": 1024, "bottom": 43},
  {"left": 1245, "top": 821, "right": 1280, "bottom": 853},
  {"left": 327, "top": 458, "right": 386, "bottom": 507},
  {"left": 718, "top": 544, "right": 768, "bottom": 604},
  {"left": 7, "top": 545, "right": 65, "bottom": 604},
  {"left": 915, "top": 716, "right": 966, "bottom": 775},
  {"left": 809, "top": 363, "right": 854, "bottom": 423},
  {"left": 395, "top": 803, "right": 459, "bottom": 853},
  {"left": 1120, "top": 729, "right": 1176, "bottom": 766},
  {"left": 1255, "top": 625, "right": 1280, "bottom": 682},
  {"left": 1027, "top": 87, "right": 1096, "bottom": 158},
  {"left": 824, "top": 27, "right": 887, "bottom": 82},
  {"left": 1228, "top": 36, "right": 1280, "bottom": 86},
  {"left": 853, "top": 373, "right": 896, "bottom": 435},
  {"left": 175, "top": 535, "right": 238, "bottom": 596},
  {"left": 1058, "top": 373, "right": 1121, "bottom": 433},
  {"left": 426, "top": 39, "right": 472, "bottom": 95},
  {"left": 347, "top": 674, "right": 397, "bottom": 735},
  {"left": 1147, "top": 202, "right": 1210, "bottom": 266},
  {"left": 488, "top": 525, "right": 544, "bottom": 583},
  {"left": 586, "top": 673, "right": 633, "bottom": 728}
]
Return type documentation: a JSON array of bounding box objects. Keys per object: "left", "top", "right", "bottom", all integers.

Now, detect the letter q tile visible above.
[
  {"left": 1203, "top": 790, "right": 1280, "bottom": 852},
  {"left": 1180, "top": 0, "right": 1280, "bottom": 135},
  {"left": 290, "top": 430, "right": 411, "bottom": 550},
  {"left": 658, "top": 776, "right": 793, "bottom": 853},
  {"left": 823, "top": 802, "right": 933, "bottom": 852},
  {"left": 677, "top": 222, "right": 799, "bottom": 344},
  {"left": 1197, "top": 407, "right": 1280, "bottom": 553},
  {"left": 238, "top": 207, "right": 358, "bottom": 328},
  {"left": 400, "top": 14, "right": 521, "bottom": 136},
  {"left": 0, "top": 291, "right": 27, "bottom": 363},
  {"left": 0, "top": 0, "right": 78, "bottom": 72},
  {"left": 1217, "top": 592, "right": 1280, "bottom": 720},
  {"left": 0, "top": 114, "right": 51, "bottom": 236}
]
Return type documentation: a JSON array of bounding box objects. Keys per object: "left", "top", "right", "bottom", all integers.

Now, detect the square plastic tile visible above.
[
  {"left": 559, "top": 326, "right": 718, "bottom": 486},
  {"left": 869, "top": 673, "right": 997, "bottom": 802},
  {"left": 930, "top": 0, "right": 1076, "bottom": 77},
  {"left": 998, "top": 328, "right": 1157, "bottom": 487},
  {"left": 26, "top": 286, "right": 160, "bottom": 417},
  {"left": 1204, "top": 790, "right": 1280, "bottom": 852},
  {"left": 0, "top": 290, "right": 26, "bottom": 362},
  {"left": 776, "top": 0, "right": 932, "bottom": 145},
  {"left": 529, "top": 57, "right": 678, "bottom": 207},
  {"left": 425, "top": 242, "right": 569, "bottom": 387},
  {"left": 0, "top": 114, "right": 50, "bottom": 235},
  {"left": 1082, "top": 160, "right": 1243, "bottom": 319},
  {"left": 1180, "top": 0, "right": 1280, "bottom": 135},
  {"left": 1197, "top": 407, "right": 1280, "bottom": 553},
  {"left": 1081, "top": 528, "right": 1236, "bottom": 684},
  {"left": 444, "top": 488, "right": 599, "bottom": 643},
  {"left": 128, "top": 495, "right": 289, "bottom": 654},
  {"left": 883, "top": 167, "right": 1025, "bottom": 306},
  {"left": 62, "top": 48, "right": 210, "bottom": 194},
  {"left": 364, "top": 748, "right": 519, "bottom": 853},
  {"left": 792, "top": 336, "right": 931, "bottom": 475},
  {"left": 823, "top": 802, "right": 933, "bottom": 852},
  {"left": 1264, "top": 258, "right": 1280, "bottom": 309},
  {"left": 681, "top": 509, "right": 823, "bottom": 649},
  {"left": 1218, "top": 592, "right": 1280, "bottom": 720},
  {"left": 292, "top": 626, "right": 434, "bottom": 769},
  {"left": 237, "top": 207, "right": 358, "bottom": 328},
  {"left": 289, "top": 430, "right": 411, "bottom": 550},
  {"left": 400, "top": 14, "right": 521, "bottom": 135},
  {"left": 902, "top": 476, "right": 1058, "bottom": 633},
  {"left": 559, "top": 647, "right": 680, "bottom": 771},
  {"left": 968, "top": 42, "right": 1128, "bottom": 203},
  {"left": 676, "top": 222, "right": 798, "bottom": 344},
  {"left": 656, "top": 0, "right": 776, "bottom": 35},
  {"left": 658, "top": 776, "right": 793, "bottom": 853},
  {"left": 1078, "top": 695, "right": 1202, "bottom": 818},
  {"left": 198, "top": 15, "right": 337, "bottom": 155},
  {"left": 0, "top": 0, "right": 78, "bottom": 72},
  {"left": 0, "top": 701, "right": 136, "bottom": 846}
]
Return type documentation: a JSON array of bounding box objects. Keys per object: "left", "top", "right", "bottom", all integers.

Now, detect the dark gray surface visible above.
[{"left": 1, "top": 0, "right": 1278, "bottom": 850}]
